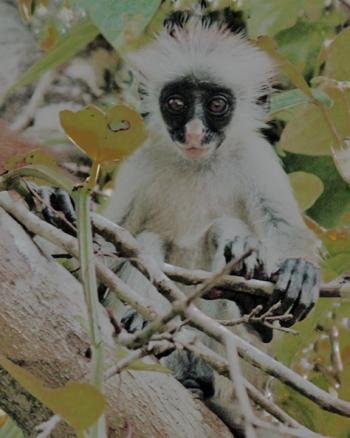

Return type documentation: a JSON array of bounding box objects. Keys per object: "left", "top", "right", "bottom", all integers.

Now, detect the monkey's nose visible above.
[{"left": 185, "top": 119, "right": 205, "bottom": 145}]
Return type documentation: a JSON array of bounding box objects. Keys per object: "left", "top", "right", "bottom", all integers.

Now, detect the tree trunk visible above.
[{"left": 0, "top": 205, "right": 232, "bottom": 437}]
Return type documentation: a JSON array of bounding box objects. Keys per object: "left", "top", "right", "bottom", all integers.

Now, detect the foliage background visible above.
[{"left": 1, "top": 0, "right": 350, "bottom": 436}]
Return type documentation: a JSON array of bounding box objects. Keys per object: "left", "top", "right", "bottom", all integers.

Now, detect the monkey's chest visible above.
[{"left": 142, "top": 172, "right": 242, "bottom": 256}]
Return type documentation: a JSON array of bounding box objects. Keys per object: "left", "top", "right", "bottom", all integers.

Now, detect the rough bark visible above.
[{"left": 0, "top": 206, "right": 232, "bottom": 437}]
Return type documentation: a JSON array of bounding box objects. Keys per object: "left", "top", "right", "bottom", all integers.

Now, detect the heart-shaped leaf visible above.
[{"left": 59, "top": 104, "right": 147, "bottom": 164}]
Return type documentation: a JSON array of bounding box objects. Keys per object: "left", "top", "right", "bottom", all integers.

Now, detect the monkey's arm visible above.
[{"left": 243, "top": 139, "right": 321, "bottom": 327}]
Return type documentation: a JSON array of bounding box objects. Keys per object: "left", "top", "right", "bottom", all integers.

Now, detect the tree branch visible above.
[{"left": 1, "top": 192, "right": 350, "bottom": 421}]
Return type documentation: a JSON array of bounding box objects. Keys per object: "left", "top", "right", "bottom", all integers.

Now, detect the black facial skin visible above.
[{"left": 159, "top": 76, "right": 235, "bottom": 150}]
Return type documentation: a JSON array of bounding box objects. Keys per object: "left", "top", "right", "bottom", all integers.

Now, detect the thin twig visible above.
[
  {"left": 339, "top": 0, "right": 350, "bottom": 13},
  {"left": 217, "top": 304, "right": 298, "bottom": 335},
  {"left": 35, "top": 414, "right": 61, "bottom": 438},
  {"left": 10, "top": 71, "right": 55, "bottom": 132},
  {"left": 223, "top": 333, "right": 257, "bottom": 438}
]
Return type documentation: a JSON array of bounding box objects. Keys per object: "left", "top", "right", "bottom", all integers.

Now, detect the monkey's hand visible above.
[
  {"left": 268, "top": 258, "right": 320, "bottom": 327},
  {"left": 218, "top": 236, "right": 276, "bottom": 342},
  {"left": 223, "top": 235, "right": 263, "bottom": 279}
]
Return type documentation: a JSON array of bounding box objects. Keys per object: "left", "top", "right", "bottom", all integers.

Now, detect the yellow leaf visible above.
[
  {"left": 289, "top": 171, "right": 324, "bottom": 211},
  {"left": 17, "top": 0, "right": 33, "bottom": 22},
  {"left": 59, "top": 105, "right": 147, "bottom": 163},
  {"left": 0, "top": 354, "right": 105, "bottom": 431},
  {"left": 17, "top": 0, "right": 48, "bottom": 22},
  {"left": 0, "top": 409, "right": 7, "bottom": 427},
  {"left": 4, "top": 148, "right": 57, "bottom": 171}
]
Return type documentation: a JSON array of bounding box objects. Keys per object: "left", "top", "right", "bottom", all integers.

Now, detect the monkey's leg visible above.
[
  {"left": 117, "top": 232, "right": 216, "bottom": 399},
  {"left": 117, "top": 231, "right": 171, "bottom": 331}
]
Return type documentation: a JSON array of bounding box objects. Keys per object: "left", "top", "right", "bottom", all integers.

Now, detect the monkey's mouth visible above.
[
  {"left": 183, "top": 146, "right": 209, "bottom": 160},
  {"left": 173, "top": 138, "right": 217, "bottom": 160}
]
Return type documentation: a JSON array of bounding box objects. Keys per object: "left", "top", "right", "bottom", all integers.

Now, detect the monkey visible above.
[
  {"left": 99, "top": 8, "right": 321, "bottom": 410},
  {"left": 27, "top": 7, "right": 321, "bottom": 429}
]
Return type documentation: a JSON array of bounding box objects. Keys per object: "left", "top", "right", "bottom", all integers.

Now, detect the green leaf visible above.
[
  {"left": 269, "top": 88, "right": 332, "bottom": 118},
  {"left": 78, "top": 0, "right": 161, "bottom": 49},
  {"left": 280, "top": 85, "right": 350, "bottom": 156},
  {"left": 283, "top": 152, "right": 350, "bottom": 228},
  {"left": 243, "top": 0, "right": 324, "bottom": 39},
  {"left": 325, "top": 27, "right": 350, "bottom": 81},
  {"left": 322, "top": 253, "right": 350, "bottom": 281},
  {"left": 275, "top": 20, "right": 331, "bottom": 78},
  {"left": 288, "top": 171, "right": 324, "bottom": 211},
  {"left": 6, "top": 18, "right": 99, "bottom": 95},
  {"left": 0, "top": 354, "right": 106, "bottom": 432},
  {"left": 274, "top": 298, "right": 350, "bottom": 435}
]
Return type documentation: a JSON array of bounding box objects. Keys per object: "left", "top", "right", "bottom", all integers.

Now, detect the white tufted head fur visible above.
[{"left": 127, "top": 22, "right": 275, "bottom": 141}]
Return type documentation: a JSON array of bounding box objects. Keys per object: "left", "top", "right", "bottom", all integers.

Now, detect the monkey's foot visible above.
[
  {"left": 28, "top": 184, "right": 76, "bottom": 235},
  {"left": 121, "top": 307, "right": 148, "bottom": 333},
  {"left": 164, "top": 350, "right": 215, "bottom": 399}
]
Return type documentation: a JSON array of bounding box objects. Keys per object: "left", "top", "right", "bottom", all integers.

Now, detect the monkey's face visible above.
[{"left": 159, "top": 76, "right": 235, "bottom": 161}]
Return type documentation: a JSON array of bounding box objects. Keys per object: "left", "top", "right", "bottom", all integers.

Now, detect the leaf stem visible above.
[
  {"left": 86, "top": 161, "right": 101, "bottom": 191},
  {"left": 74, "top": 186, "right": 106, "bottom": 438}
]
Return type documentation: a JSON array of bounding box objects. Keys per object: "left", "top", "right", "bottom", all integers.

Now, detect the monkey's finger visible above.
[
  {"left": 268, "top": 258, "right": 295, "bottom": 308},
  {"left": 278, "top": 259, "right": 306, "bottom": 316},
  {"left": 224, "top": 236, "right": 260, "bottom": 277},
  {"left": 224, "top": 237, "right": 244, "bottom": 270},
  {"left": 244, "top": 254, "right": 257, "bottom": 279},
  {"left": 298, "top": 282, "right": 320, "bottom": 322},
  {"left": 242, "top": 237, "right": 260, "bottom": 278}
]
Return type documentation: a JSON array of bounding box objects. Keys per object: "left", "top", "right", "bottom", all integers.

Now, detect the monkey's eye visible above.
[
  {"left": 207, "top": 96, "right": 229, "bottom": 115},
  {"left": 165, "top": 95, "right": 186, "bottom": 113}
]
